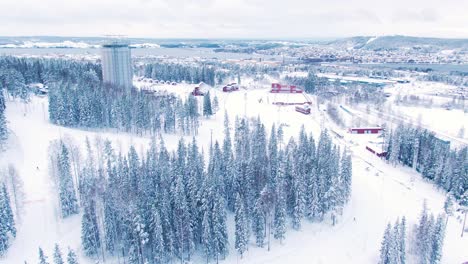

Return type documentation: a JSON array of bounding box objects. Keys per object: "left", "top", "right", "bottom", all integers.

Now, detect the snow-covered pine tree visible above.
[
  {"left": 430, "top": 214, "right": 446, "bottom": 264},
  {"left": 203, "top": 91, "right": 213, "bottom": 117},
  {"left": 415, "top": 200, "right": 429, "bottom": 257},
  {"left": 340, "top": 149, "right": 352, "bottom": 204},
  {"left": 127, "top": 146, "right": 141, "bottom": 195},
  {"left": 81, "top": 200, "right": 101, "bottom": 256},
  {"left": 234, "top": 193, "right": 248, "bottom": 258},
  {"left": 268, "top": 124, "right": 279, "bottom": 191},
  {"left": 379, "top": 223, "right": 393, "bottom": 264},
  {"left": 421, "top": 214, "right": 435, "bottom": 264},
  {"left": 323, "top": 146, "right": 341, "bottom": 224},
  {"left": 201, "top": 210, "right": 213, "bottom": 262},
  {"left": 0, "top": 222, "right": 7, "bottom": 256},
  {"left": 290, "top": 141, "right": 304, "bottom": 230},
  {"left": 103, "top": 193, "right": 117, "bottom": 254},
  {"left": 253, "top": 196, "right": 266, "bottom": 247},
  {"left": 451, "top": 147, "right": 467, "bottom": 199},
  {"left": 0, "top": 183, "right": 15, "bottom": 237},
  {"left": 392, "top": 219, "right": 401, "bottom": 264},
  {"left": 0, "top": 182, "right": 16, "bottom": 255},
  {"left": 151, "top": 209, "right": 164, "bottom": 263},
  {"left": 212, "top": 95, "right": 219, "bottom": 113},
  {"left": 439, "top": 155, "right": 452, "bottom": 191},
  {"left": 133, "top": 213, "right": 149, "bottom": 263},
  {"left": 274, "top": 156, "right": 287, "bottom": 243},
  {"left": 316, "top": 130, "right": 332, "bottom": 220},
  {"left": 171, "top": 171, "right": 193, "bottom": 261},
  {"left": 444, "top": 194, "right": 454, "bottom": 226},
  {"left": 389, "top": 128, "right": 401, "bottom": 166},
  {"left": 57, "top": 143, "right": 78, "bottom": 218},
  {"left": 66, "top": 248, "right": 78, "bottom": 264},
  {"left": 212, "top": 190, "right": 229, "bottom": 261},
  {"left": 53, "top": 244, "right": 64, "bottom": 264},
  {"left": 400, "top": 216, "right": 406, "bottom": 264},
  {"left": 304, "top": 133, "right": 317, "bottom": 220},
  {"left": 39, "top": 247, "right": 49, "bottom": 264},
  {"left": 222, "top": 112, "right": 235, "bottom": 210}
]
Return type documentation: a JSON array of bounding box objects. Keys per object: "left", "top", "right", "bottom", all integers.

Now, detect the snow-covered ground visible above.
[{"left": 1, "top": 83, "right": 467, "bottom": 263}]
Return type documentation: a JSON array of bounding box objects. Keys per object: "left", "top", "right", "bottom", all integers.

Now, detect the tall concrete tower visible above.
[{"left": 101, "top": 39, "right": 133, "bottom": 89}]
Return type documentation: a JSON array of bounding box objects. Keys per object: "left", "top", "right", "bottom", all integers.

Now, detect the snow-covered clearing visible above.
[{"left": 1, "top": 84, "right": 467, "bottom": 263}]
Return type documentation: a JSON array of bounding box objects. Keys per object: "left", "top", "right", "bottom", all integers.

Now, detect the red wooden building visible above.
[
  {"left": 191, "top": 87, "right": 204, "bottom": 96},
  {"left": 348, "top": 127, "right": 383, "bottom": 134}
]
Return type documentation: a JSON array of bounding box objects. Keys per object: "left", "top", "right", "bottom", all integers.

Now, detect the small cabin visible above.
[
  {"left": 366, "top": 145, "right": 387, "bottom": 158},
  {"left": 348, "top": 127, "right": 383, "bottom": 134}
]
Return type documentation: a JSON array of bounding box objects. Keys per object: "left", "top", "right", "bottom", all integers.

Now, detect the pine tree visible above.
[
  {"left": 444, "top": 194, "right": 454, "bottom": 226},
  {"left": 81, "top": 200, "right": 101, "bottom": 256},
  {"left": 172, "top": 172, "right": 193, "bottom": 261},
  {"left": 430, "top": 215, "right": 446, "bottom": 264},
  {"left": 268, "top": 124, "right": 279, "bottom": 191},
  {"left": 234, "top": 194, "right": 248, "bottom": 258},
  {"left": 212, "top": 191, "right": 229, "bottom": 261},
  {"left": 201, "top": 210, "right": 212, "bottom": 262},
  {"left": 253, "top": 198, "right": 266, "bottom": 247},
  {"left": 222, "top": 112, "right": 235, "bottom": 210},
  {"left": 399, "top": 216, "right": 406, "bottom": 264},
  {"left": 212, "top": 95, "right": 219, "bottom": 113},
  {"left": 39, "top": 247, "right": 49, "bottom": 264},
  {"left": 57, "top": 143, "right": 78, "bottom": 218},
  {"left": 415, "top": 201, "right": 429, "bottom": 258},
  {"left": 151, "top": 209, "right": 164, "bottom": 263},
  {"left": 421, "top": 214, "right": 435, "bottom": 264},
  {"left": 53, "top": 244, "right": 64, "bottom": 264},
  {"left": 392, "top": 219, "right": 401, "bottom": 264},
  {"left": 341, "top": 149, "right": 352, "bottom": 204},
  {"left": 0, "top": 183, "right": 16, "bottom": 256},
  {"left": 274, "top": 160, "right": 287, "bottom": 244},
  {"left": 203, "top": 91, "right": 213, "bottom": 117},
  {"left": 389, "top": 128, "right": 401, "bottom": 166},
  {"left": 66, "top": 248, "right": 78, "bottom": 264},
  {"left": 103, "top": 195, "right": 117, "bottom": 254},
  {"left": 379, "top": 223, "right": 392, "bottom": 264},
  {"left": 1, "top": 184, "right": 15, "bottom": 236}
]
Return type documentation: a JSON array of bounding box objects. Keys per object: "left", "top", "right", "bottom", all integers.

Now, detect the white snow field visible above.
[{"left": 1, "top": 83, "right": 467, "bottom": 264}]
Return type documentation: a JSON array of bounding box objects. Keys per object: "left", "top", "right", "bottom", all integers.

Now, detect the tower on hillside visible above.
[{"left": 101, "top": 38, "right": 133, "bottom": 89}]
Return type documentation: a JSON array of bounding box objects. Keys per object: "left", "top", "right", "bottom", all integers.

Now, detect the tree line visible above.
[
  {"left": 47, "top": 68, "right": 210, "bottom": 136},
  {"left": 140, "top": 63, "right": 216, "bottom": 86},
  {"left": 386, "top": 124, "right": 467, "bottom": 200},
  {"left": 48, "top": 115, "right": 352, "bottom": 263},
  {"left": 0, "top": 56, "right": 102, "bottom": 92}
]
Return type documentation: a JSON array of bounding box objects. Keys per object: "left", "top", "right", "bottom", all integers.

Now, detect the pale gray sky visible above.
[{"left": 1, "top": 0, "right": 467, "bottom": 38}]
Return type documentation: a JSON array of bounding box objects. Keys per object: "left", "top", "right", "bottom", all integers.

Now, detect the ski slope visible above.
[{"left": 0, "top": 85, "right": 467, "bottom": 264}]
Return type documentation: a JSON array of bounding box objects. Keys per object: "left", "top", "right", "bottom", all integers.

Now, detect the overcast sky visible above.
[{"left": 1, "top": 0, "right": 467, "bottom": 39}]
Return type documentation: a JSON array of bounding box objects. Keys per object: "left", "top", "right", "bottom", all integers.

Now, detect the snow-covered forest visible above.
[
  {"left": 48, "top": 115, "right": 352, "bottom": 263},
  {"left": 0, "top": 49, "right": 467, "bottom": 264},
  {"left": 386, "top": 124, "right": 467, "bottom": 199}
]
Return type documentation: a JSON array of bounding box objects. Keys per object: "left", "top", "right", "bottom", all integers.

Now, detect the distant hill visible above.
[
  {"left": 323, "top": 35, "right": 468, "bottom": 51},
  {"left": 0, "top": 35, "right": 467, "bottom": 51}
]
